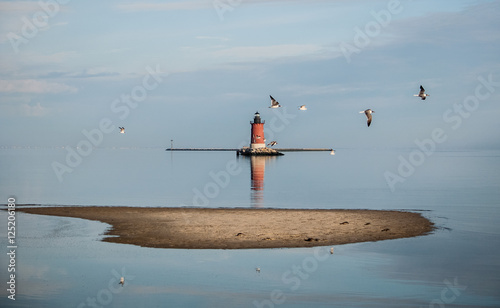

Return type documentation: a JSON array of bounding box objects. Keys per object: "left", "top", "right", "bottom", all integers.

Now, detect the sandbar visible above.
[{"left": 17, "top": 207, "right": 434, "bottom": 249}]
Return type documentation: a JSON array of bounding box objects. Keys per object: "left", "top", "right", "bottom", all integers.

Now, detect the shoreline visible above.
[{"left": 17, "top": 207, "right": 434, "bottom": 249}]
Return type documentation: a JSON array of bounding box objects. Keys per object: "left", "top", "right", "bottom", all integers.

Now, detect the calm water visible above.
[{"left": 1, "top": 148, "right": 499, "bottom": 307}]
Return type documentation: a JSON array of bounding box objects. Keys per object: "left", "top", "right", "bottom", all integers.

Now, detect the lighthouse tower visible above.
[{"left": 250, "top": 112, "right": 266, "bottom": 149}]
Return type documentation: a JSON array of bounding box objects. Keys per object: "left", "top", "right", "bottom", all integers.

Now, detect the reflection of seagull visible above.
[
  {"left": 267, "top": 141, "right": 277, "bottom": 147},
  {"left": 256, "top": 267, "right": 261, "bottom": 273},
  {"left": 269, "top": 95, "right": 281, "bottom": 108},
  {"left": 414, "top": 85, "right": 430, "bottom": 100},
  {"left": 119, "top": 127, "right": 125, "bottom": 134},
  {"left": 298, "top": 105, "right": 307, "bottom": 110},
  {"left": 119, "top": 277, "right": 125, "bottom": 286},
  {"left": 359, "top": 109, "right": 375, "bottom": 127}
]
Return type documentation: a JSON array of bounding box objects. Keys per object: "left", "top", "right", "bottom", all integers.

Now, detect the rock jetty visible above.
[{"left": 237, "top": 147, "right": 284, "bottom": 156}]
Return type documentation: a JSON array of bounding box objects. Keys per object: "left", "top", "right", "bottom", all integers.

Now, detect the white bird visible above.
[
  {"left": 269, "top": 95, "right": 281, "bottom": 108},
  {"left": 414, "top": 85, "right": 430, "bottom": 100},
  {"left": 330, "top": 150, "right": 335, "bottom": 155},
  {"left": 256, "top": 267, "right": 261, "bottom": 273},
  {"left": 119, "top": 127, "right": 125, "bottom": 134},
  {"left": 267, "top": 141, "right": 277, "bottom": 147},
  {"left": 359, "top": 109, "right": 375, "bottom": 127},
  {"left": 119, "top": 277, "right": 125, "bottom": 286},
  {"left": 330, "top": 247, "right": 334, "bottom": 254},
  {"left": 298, "top": 105, "right": 307, "bottom": 111}
]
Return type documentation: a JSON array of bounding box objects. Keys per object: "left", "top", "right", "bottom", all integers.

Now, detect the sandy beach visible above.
[{"left": 18, "top": 207, "right": 434, "bottom": 249}]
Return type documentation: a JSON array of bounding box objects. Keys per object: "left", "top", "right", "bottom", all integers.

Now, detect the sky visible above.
[{"left": 0, "top": 0, "right": 499, "bottom": 150}]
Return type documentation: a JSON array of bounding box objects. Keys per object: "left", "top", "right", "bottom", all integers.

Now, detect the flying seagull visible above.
[
  {"left": 119, "top": 127, "right": 125, "bottom": 134},
  {"left": 298, "top": 105, "right": 307, "bottom": 111},
  {"left": 267, "top": 141, "right": 277, "bottom": 147},
  {"left": 119, "top": 277, "right": 125, "bottom": 286},
  {"left": 359, "top": 109, "right": 375, "bottom": 127},
  {"left": 269, "top": 95, "right": 281, "bottom": 108},
  {"left": 414, "top": 85, "right": 430, "bottom": 100}
]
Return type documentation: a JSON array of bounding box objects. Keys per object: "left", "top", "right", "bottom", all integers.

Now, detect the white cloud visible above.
[
  {"left": 26, "top": 51, "right": 78, "bottom": 64},
  {"left": 115, "top": 0, "right": 339, "bottom": 12},
  {"left": 195, "top": 36, "right": 230, "bottom": 42},
  {"left": 0, "top": 2, "right": 40, "bottom": 42},
  {"left": 0, "top": 1, "right": 70, "bottom": 43},
  {"left": 385, "top": 1, "right": 500, "bottom": 46},
  {"left": 212, "top": 44, "right": 326, "bottom": 62},
  {"left": 0, "top": 51, "right": 78, "bottom": 72},
  {"left": 116, "top": 1, "right": 210, "bottom": 12},
  {"left": 0, "top": 79, "right": 77, "bottom": 94},
  {"left": 21, "top": 102, "right": 48, "bottom": 117},
  {"left": 0, "top": 1, "right": 41, "bottom": 12},
  {"left": 280, "top": 84, "right": 368, "bottom": 96},
  {"left": 0, "top": 99, "right": 52, "bottom": 117}
]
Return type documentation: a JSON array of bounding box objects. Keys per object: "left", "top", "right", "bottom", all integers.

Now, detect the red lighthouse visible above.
[{"left": 250, "top": 112, "right": 266, "bottom": 149}]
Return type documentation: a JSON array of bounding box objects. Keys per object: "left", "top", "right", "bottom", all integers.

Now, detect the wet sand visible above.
[{"left": 18, "top": 207, "right": 434, "bottom": 249}]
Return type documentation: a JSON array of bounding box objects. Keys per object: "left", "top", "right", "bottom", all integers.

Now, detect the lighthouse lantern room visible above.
[{"left": 250, "top": 112, "right": 266, "bottom": 149}]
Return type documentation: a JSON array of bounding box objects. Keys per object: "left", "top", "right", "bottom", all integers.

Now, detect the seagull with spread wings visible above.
[
  {"left": 414, "top": 85, "right": 430, "bottom": 100},
  {"left": 269, "top": 95, "right": 281, "bottom": 108},
  {"left": 359, "top": 109, "right": 375, "bottom": 127}
]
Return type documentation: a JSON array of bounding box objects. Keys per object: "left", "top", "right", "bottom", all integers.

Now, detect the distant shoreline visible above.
[{"left": 17, "top": 207, "right": 434, "bottom": 249}]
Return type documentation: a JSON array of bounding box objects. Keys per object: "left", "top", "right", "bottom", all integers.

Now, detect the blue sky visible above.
[{"left": 0, "top": 0, "right": 499, "bottom": 149}]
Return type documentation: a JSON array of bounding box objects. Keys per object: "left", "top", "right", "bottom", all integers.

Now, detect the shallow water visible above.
[{"left": 0, "top": 148, "right": 499, "bottom": 307}]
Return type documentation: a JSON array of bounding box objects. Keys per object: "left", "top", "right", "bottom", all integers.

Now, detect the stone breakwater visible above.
[{"left": 237, "top": 147, "right": 284, "bottom": 156}]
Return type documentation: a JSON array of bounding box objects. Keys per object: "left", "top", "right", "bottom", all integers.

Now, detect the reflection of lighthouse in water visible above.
[
  {"left": 249, "top": 156, "right": 276, "bottom": 207},
  {"left": 250, "top": 156, "right": 265, "bottom": 207}
]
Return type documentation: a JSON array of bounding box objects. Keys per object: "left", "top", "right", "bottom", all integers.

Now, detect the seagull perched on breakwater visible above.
[
  {"left": 267, "top": 141, "right": 277, "bottom": 147},
  {"left": 119, "top": 127, "right": 125, "bottom": 134},
  {"left": 269, "top": 95, "right": 281, "bottom": 108},
  {"left": 119, "top": 277, "right": 125, "bottom": 286},
  {"left": 298, "top": 105, "right": 307, "bottom": 110},
  {"left": 359, "top": 109, "right": 375, "bottom": 127},
  {"left": 414, "top": 85, "right": 430, "bottom": 100}
]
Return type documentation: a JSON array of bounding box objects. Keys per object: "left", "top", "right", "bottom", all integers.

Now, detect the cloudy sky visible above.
[{"left": 1, "top": 0, "right": 499, "bottom": 149}]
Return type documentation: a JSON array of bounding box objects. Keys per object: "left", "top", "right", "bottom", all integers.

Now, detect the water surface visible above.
[{"left": 0, "top": 148, "right": 499, "bottom": 307}]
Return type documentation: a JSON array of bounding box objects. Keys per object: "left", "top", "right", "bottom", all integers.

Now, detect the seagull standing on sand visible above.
[
  {"left": 119, "top": 277, "right": 125, "bottom": 286},
  {"left": 359, "top": 109, "right": 375, "bottom": 127},
  {"left": 269, "top": 95, "right": 281, "bottom": 108},
  {"left": 119, "top": 127, "right": 125, "bottom": 134},
  {"left": 298, "top": 105, "right": 307, "bottom": 110},
  {"left": 414, "top": 85, "right": 430, "bottom": 100}
]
